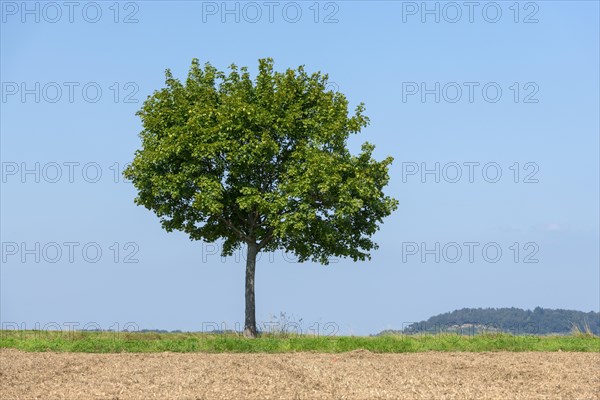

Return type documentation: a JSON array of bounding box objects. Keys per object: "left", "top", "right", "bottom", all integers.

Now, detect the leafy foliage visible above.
[{"left": 124, "top": 58, "right": 397, "bottom": 263}]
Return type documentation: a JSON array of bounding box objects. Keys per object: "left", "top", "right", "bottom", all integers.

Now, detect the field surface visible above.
[{"left": 2, "top": 349, "right": 599, "bottom": 400}]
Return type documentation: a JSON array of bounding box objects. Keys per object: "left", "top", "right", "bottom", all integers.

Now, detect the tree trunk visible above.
[{"left": 243, "top": 242, "right": 258, "bottom": 338}]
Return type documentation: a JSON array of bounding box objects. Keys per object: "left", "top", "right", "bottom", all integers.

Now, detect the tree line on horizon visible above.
[{"left": 380, "top": 307, "right": 600, "bottom": 336}]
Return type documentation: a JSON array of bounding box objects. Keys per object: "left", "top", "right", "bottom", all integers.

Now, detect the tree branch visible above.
[
  {"left": 257, "top": 228, "right": 275, "bottom": 250},
  {"left": 220, "top": 217, "right": 252, "bottom": 243}
]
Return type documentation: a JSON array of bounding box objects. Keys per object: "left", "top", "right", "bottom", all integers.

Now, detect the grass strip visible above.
[{"left": 1, "top": 331, "right": 599, "bottom": 353}]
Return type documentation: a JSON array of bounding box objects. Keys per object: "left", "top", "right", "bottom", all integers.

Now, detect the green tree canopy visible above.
[{"left": 124, "top": 58, "right": 398, "bottom": 336}]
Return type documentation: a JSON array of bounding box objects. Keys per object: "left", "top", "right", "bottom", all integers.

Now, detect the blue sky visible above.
[{"left": 1, "top": 1, "right": 598, "bottom": 336}]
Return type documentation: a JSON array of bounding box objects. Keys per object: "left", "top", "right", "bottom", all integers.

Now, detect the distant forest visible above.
[{"left": 379, "top": 307, "right": 600, "bottom": 336}]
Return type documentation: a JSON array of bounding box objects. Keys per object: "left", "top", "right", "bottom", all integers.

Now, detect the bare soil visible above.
[{"left": 1, "top": 349, "right": 598, "bottom": 399}]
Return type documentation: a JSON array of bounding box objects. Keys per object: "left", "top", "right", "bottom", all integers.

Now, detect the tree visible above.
[{"left": 124, "top": 58, "right": 398, "bottom": 337}]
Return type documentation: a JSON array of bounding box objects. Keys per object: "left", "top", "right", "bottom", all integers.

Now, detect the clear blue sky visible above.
[{"left": 1, "top": 1, "right": 598, "bottom": 336}]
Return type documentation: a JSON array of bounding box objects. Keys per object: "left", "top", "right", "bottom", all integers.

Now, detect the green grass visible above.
[{"left": 1, "top": 331, "right": 599, "bottom": 353}]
